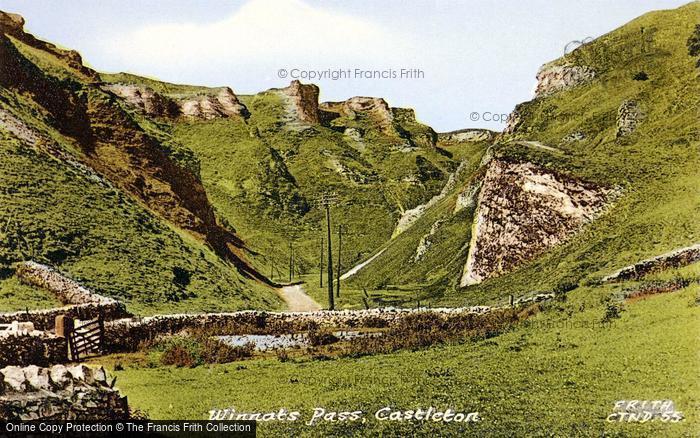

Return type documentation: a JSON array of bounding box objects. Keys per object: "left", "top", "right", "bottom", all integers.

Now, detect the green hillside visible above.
[
  {"left": 100, "top": 76, "right": 461, "bottom": 278},
  {"left": 0, "top": 16, "right": 281, "bottom": 314},
  {"left": 348, "top": 2, "right": 700, "bottom": 307}
]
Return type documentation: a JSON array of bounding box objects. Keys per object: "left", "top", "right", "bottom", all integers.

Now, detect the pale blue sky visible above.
[{"left": 0, "top": 0, "right": 690, "bottom": 131}]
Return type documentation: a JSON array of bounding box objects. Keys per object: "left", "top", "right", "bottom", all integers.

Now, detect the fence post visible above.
[
  {"left": 55, "top": 315, "right": 75, "bottom": 361},
  {"left": 98, "top": 313, "right": 105, "bottom": 353}
]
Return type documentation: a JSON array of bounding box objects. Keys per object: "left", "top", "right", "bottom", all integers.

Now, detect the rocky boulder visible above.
[{"left": 460, "top": 159, "right": 616, "bottom": 286}]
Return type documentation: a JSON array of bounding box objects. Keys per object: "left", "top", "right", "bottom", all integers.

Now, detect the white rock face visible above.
[
  {"left": 440, "top": 129, "right": 494, "bottom": 143},
  {"left": 616, "top": 100, "right": 644, "bottom": 137},
  {"left": 460, "top": 159, "right": 615, "bottom": 286},
  {"left": 413, "top": 220, "right": 444, "bottom": 262},
  {"left": 535, "top": 64, "right": 596, "bottom": 97},
  {"left": 393, "top": 159, "right": 470, "bottom": 237},
  {"left": 454, "top": 181, "right": 481, "bottom": 214},
  {"left": 103, "top": 83, "right": 248, "bottom": 120},
  {"left": 179, "top": 87, "right": 248, "bottom": 119}
]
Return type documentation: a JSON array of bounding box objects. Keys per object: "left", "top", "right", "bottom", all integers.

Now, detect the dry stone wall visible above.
[
  {"left": 0, "top": 364, "right": 128, "bottom": 420},
  {"left": 602, "top": 243, "right": 700, "bottom": 282},
  {"left": 0, "top": 302, "right": 127, "bottom": 331},
  {"left": 104, "top": 306, "right": 492, "bottom": 352},
  {"left": 16, "top": 261, "right": 119, "bottom": 306},
  {"left": 0, "top": 332, "right": 67, "bottom": 367}
]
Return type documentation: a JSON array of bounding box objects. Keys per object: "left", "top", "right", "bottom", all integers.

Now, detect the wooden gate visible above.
[{"left": 68, "top": 316, "right": 104, "bottom": 361}]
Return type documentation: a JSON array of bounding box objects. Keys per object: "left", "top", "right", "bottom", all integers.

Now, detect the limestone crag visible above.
[
  {"left": 439, "top": 129, "right": 495, "bottom": 143},
  {"left": 534, "top": 63, "right": 596, "bottom": 97},
  {"left": 0, "top": 11, "right": 97, "bottom": 81},
  {"left": 616, "top": 100, "right": 644, "bottom": 137},
  {"left": 104, "top": 84, "right": 249, "bottom": 120},
  {"left": 282, "top": 80, "right": 320, "bottom": 124},
  {"left": 503, "top": 108, "right": 522, "bottom": 134},
  {"left": 413, "top": 220, "right": 445, "bottom": 262},
  {"left": 394, "top": 159, "right": 469, "bottom": 236},
  {"left": 179, "top": 87, "right": 249, "bottom": 119},
  {"left": 461, "top": 159, "right": 616, "bottom": 286},
  {"left": 102, "top": 83, "right": 179, "bottom": 118}
]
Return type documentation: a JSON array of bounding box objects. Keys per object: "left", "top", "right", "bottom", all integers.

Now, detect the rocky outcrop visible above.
[
  {"left": 413, "top": 220, "right": 444, "bottom": 262},
  {"left": 102, "top": 83, "right": 179, "bottom": 118},
  {"left": 0, "top": 11, "right": 23, "bottom": 32},
  {"left": 454, "top": 181, "right": 481, "bottom": 213},
  {"left": 393, "top": 159, "right": 467, "bottom": 236},
  {"left": 460, "top": 159, "right": 615, "bottom": 286},
  {"left": 503, "top": 107, "right": 522, "bottom": 134},
  {"left": 103, "top": 84, "right": 249, "bottom": 120},
  {"left": 439, "top": 129, "right": 495, "bottom": 143},
  {"left": 602, "top": 243, "right": 700, "bottom": 282},
  {"left": 563, "top": 131, "right": 586, "bottom": 142},
  {"left": 0, "top": 11, "right": 97, "bottom": 81},
  {"left": 0, "top": 364, "right": 129, "bottom": 420},
  {"left": 282, "top": 80, "right": 320, "bottom": 124},
  {"left": 321, "top": 96, "right": 394, "bottom": 130},
  {"left": 179, "top": 87, "right": 249, "bottom": 120},
  {"left": 534, "top": 63, "right": 596, "bottom": 97},
  {"left": 616, "top": 100, "right": 644, "bottom": 137}
]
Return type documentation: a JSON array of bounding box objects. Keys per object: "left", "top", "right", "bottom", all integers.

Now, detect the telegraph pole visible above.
[
  {"left": 317, "top": 192, "right": 338, "bottom": 310},
  {"left": 336, "top": 224, "right": 342, "bottom": 298},
  {"left": 319, "top": 237, "right": 324, "bottom": 288},
  {"left": 288, "top": 241, "right": 293, "bottom": 283}
]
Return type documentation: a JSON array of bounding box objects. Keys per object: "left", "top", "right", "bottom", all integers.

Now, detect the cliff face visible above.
[
  {"left": 102, "top": 84, "right": 249, "bottom": 120},
  {"left": 283, "top": 80, "right": 320, "bottom": 124},
  {"left": 0, "top": 13, "right": 267, "bottom": 284},
  {"left": 460, "top": 159, "right": 615, "bottom": 286},
  {"left": 534, "top": 63, "right": 596, "bottom": 97}
]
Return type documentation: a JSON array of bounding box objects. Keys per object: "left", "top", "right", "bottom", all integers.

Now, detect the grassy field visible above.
[{"left": 92, "top": 268, "right": 699, "bottom": 436}]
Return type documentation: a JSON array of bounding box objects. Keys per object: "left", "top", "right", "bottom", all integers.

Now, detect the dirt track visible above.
[{"left": 278, "top": 284, "right": 322, "bottom": 312}]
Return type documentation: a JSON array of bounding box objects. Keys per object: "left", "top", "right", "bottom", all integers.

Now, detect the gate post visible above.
[
  {"left": 55, "top": 315, "right": 74, "bottom": 338},
  {"left": 55, "top": 315, "right": 74, "bottom": 360}
]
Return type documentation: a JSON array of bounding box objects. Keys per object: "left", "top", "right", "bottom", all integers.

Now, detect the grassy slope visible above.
[
  {"left": 97, "top": 266, "right": 700, "bottom": 436},
  {"left": 348, "top": 3, "right": 700, "bottom": 307},
  {"left": 0, "top": 35, "right": 281, "bottom": 314},
  {"left": 169, "top": 90, "right": 458, "bottom": 276}
]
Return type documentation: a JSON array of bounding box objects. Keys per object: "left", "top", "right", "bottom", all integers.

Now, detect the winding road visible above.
[{"left": 279, "top": 284, "right": 322, "bottom": 312}]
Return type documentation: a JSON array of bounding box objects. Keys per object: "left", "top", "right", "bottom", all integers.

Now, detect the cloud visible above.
[{"left": 102, "top": 0, "right": 420, "bottom": 82}]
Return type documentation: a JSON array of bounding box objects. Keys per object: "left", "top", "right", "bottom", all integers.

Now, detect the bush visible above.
[
  {"left": 156, "top": 335, "right": 254, "bottom": 367},
  {"left": 337, "top": 308, "right": 523, "bottom": 359},
  {"left": 602, "top": 303, "right": 623, "bottom": 322},
  {"left": 307, "top": 328, "right": 339, "bottom": 347},
  {"left": 633, "top": 71, "right": 649, "bottom": 81}
]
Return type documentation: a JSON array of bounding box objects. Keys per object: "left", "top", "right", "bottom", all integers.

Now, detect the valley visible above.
[{"left": 0, "top": 2, "right": 698, "bottom": 435}]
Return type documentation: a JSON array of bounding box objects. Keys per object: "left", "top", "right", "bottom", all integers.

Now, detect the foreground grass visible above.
[{"left": 98, "top": 281, "right": 699, "bottom": 436}]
